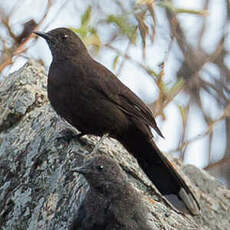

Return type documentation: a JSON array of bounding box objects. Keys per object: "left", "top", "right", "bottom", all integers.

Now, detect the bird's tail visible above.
[{"left": 117, "top": 129, "right": 200, "bottom": 215}]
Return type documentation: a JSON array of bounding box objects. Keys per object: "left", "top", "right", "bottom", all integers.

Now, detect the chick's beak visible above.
[{"left": 72, "top": 166, "right": 89, "bottom": 175}]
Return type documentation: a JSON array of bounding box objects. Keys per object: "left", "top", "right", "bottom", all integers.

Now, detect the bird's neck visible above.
[
  {"left": 52, "top": 49, "right": 90, "bottom": 63},
  {"left": 92, "top": 180, "right": 129, "bottom": 200}
]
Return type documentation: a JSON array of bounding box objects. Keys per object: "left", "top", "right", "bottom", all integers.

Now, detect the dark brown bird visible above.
[
  {"left": 70, "top": 155, "right": 153, "bottom": 230},
  {"left": 34, "top": 28, "right": 200, "bottom": 215}
]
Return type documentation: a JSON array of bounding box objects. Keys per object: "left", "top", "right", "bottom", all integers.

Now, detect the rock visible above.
[{"left": 0, "top": 61, "right": 229, "bottom": 229}]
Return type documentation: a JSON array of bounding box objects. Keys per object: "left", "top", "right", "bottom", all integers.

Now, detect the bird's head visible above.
[
  {"left": 34, "top": 27, "right": 88, "bottom": 60},
  {"left": 73, "top": 155, "right": 126, "bottom": 195}
]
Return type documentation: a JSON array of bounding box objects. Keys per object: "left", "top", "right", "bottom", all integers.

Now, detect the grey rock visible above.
[{"left": 0, "top": 61, "right": 229, "bottom": 230}]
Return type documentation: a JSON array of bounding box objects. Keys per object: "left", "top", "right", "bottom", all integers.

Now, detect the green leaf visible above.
[
  {"left": 146, "top": 67, "right": 158, "bottom": 77},
  {"left": 167, "top": 78, "right": 184, "bottom": 95},
  {"left": 86, "top": 32, "right": 101, "bottom": 50},
  {"left": 112, "top": 55, "right": 120, "bottom": 70},
  {"left": 158, "top": 0, "right": 208, "bottom": 16},
  {"left": 81, "top": 6, "right": 92, "bottom": 26},
  {"left": 107, "top": 15, "right": 136, "bottom": 43},
  {"left": 157, "top": 0, "right": 176, "bottom": 13},
  {"left": 175, "top": 8, "right": 208, "bottom": 16},
  {"left": 71, "top": 27, "right": 88, "bottom": 38},
  {"left": 177, "top": 105, "right": 188, "bottom": 123},
  {"left": 71, "top": 26, "right": 101, "bottom": 51}
]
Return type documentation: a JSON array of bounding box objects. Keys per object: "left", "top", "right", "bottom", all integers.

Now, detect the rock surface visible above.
[{"left": 0, "top": 61, "right": 229, "bottom": 230}]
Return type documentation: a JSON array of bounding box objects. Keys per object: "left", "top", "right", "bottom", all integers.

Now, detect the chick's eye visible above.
[{"left": 96, "top": 165, "right": 104, "bottom": 171}]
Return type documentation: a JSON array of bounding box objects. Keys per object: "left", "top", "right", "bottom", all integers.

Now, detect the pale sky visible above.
[{"left": 2, "top": 0, "right": 228, "bottom": 168}]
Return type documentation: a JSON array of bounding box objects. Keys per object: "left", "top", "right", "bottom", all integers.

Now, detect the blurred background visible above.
[{"left": 0, "top": 0, "right": 229, "bottom": 187}]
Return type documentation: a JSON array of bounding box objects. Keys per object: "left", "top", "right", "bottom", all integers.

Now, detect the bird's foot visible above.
[{"left": 57, "top": 129, "right": 87, "bottom": 145}]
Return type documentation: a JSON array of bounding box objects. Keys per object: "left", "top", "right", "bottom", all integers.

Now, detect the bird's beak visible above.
[
  {"left": 33, "top": 31, "right": 52, "bottom": 41},
  {"left": 72, "top": 166, "right": 89, "bottom": 175}
]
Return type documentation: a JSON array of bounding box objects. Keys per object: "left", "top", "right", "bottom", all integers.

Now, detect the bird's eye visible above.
[
  {"left": 96, "top": 165, "right": 104, "bottom": 171},
  {"left": 62, "top": 34, "right": 68, "bottom": 40}
]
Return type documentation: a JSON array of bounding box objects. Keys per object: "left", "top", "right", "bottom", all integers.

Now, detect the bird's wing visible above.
[
  {"left": 117, "top": 92, "right": 163, "bottom": 137},
  {"left": 90, "top": 61, "right": 163, "bottom": 137}
]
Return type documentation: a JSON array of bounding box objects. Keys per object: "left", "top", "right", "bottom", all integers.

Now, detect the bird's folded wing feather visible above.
[{"left": 89, "top": 61, "right": 163, "bottom": 137}]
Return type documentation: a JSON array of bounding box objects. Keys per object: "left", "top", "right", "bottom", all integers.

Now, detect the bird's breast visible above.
[{"left": 47, "top": 63, "right": 129, "bottom": 136}]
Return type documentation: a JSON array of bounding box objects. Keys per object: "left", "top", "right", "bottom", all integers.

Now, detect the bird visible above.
[
  {"left": 34, "top": 27, "right": 200, "bottom": 215},
  {"left": 70, "top": 155, "right": 153, "bottom": 230}
]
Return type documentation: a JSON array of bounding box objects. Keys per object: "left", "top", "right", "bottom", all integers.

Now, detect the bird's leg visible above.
[
  {"left": 90, "top": 133, "right": 109, "bottom": 155},
  {"left": 75, "top": 132, "right": 89, "bottom": 146}
]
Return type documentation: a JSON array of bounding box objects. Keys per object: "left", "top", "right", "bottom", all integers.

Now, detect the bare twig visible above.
[
  {"left": 169, "top": 104, "right": 230, "bottom": 154},
  {"left": 0, "top": 0, "right": 53, "bottom": 73}
]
